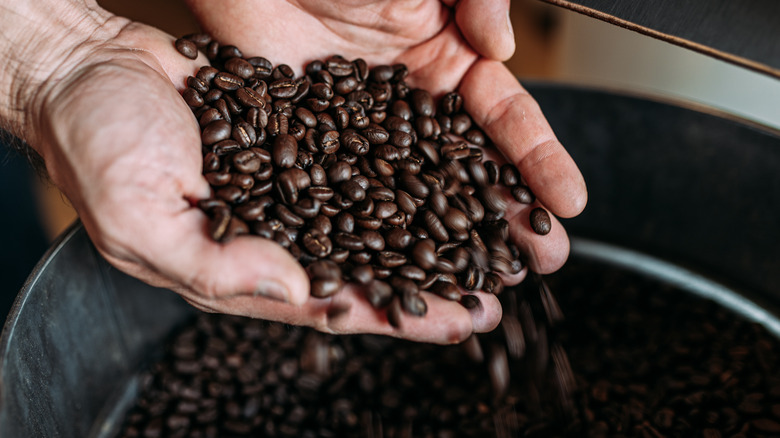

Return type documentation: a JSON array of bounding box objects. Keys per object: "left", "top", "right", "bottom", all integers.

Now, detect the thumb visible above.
[
  {"left": 454, "top": 0, "right": 515, "bottom": 61},
  {"left": 133, "top": 208, "right": 311, "bottom": 307}
]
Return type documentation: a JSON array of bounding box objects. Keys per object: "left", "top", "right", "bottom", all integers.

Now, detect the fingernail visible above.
[
  {"left": 506, "top": 10, "right": 514, "bottom": 37},
  {"left": 254, "top": 280, "right": 289, "bottom": 302}
]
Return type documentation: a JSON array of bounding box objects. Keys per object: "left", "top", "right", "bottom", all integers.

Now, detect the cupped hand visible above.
[
  {"left": 184, "top": 0, "right": 587, "bottom": 326},
  {"left": 32, "top": 14, "right": 503, "bottom": 344}
]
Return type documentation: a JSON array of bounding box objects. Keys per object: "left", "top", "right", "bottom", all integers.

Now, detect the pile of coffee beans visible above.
[
  {"left": 115, "top": 258, "right": 780, "bottom": 437},
  {"left": 175, "top": 33, "right": 550, "bottom": 321}
]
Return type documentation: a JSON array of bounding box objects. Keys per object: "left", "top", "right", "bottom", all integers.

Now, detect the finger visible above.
[
  {"left": 464, "top": 291, "right": 502, "bottom": 333},
  {"left": 324, "top": 287, "right": 480, "bottom": 345},
  {"left": 453, "top": 0, "right": 515, "bottom": 61},
  {"left": 459, "top": 59, "right": 587, "bottom": 218},
  {"left": 507, "top": 204, "right": 570, "bottom": 274},
  {"left": 123, "top": 207, "right": 311, "bottom": 306}
]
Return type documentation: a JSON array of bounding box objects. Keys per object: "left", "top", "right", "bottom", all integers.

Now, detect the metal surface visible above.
[
  {"left": 1, "top": 82, "right": 779, "bottom": 436},
  {"left": 542, "top": 0, "right": 780, "bottom": 78}
]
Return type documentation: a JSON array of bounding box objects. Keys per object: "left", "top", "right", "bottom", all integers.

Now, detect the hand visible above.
[{"left": 4, "top": 0, "right": 586, "bottom": 345}]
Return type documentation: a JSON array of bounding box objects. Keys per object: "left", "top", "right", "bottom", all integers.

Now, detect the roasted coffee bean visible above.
[
  {"left": 364, "top": 280, "right": 393, "bottom": 309},
  {"left": 401, "top": 289, "right": 427, "bottom": 317},
  {"left": 333, "top": 232, "right": 364, "bottom": 251},
  {"left": 479, "top": 186, "right": 508, "bottom": 213},
  {"left": 302, "top": 229, "right": 332, "bottom": 258},
  {"left": 311, "top": 278, "right": 342, "bottom": 298},
  {"left": 411, "top": 238, "right": 437, "bottom": 270},
  {"left": 397, "top": 265, "right": 426, "bottom": 282},
  {"left": 175, "top": 38, "right": 198, "bottom": 59},
  {"left": 360, "top": 229, "right": 385, "bottom": 251},
  {"left": 530, "top": 207, "right": 552, "bottom": 235},
  {"left": 231, "top": 150, "right": 261, "bottom": 174},
  {"left": 202, "top": 120, "right": 232, "bottom": 145},
  {"left": 182, "top": 88, "right": 204, "bottom": 107},
  {"left": 272, "top": 134, "right": 298, "bottom": 168},
  {"left": 383, "top": 228, "right": 412, "bottom": 250},
  {"left": 213, "top": 72, "right": 243, "bottom": 91},
  {"left": 451, "top": 113, "right": 472, "bottom": 135},
  {"left": 335, "top": 212, "right": 355, "bottom": 233},
  {"left": 423, "top": 210, "right": 449, "bottom": 242},
  {"left": 235, "top": 87, "right": 265, "bottom": 108},
  {"left": 350, "top": 264, "right": 374, "bottom": 285},
  {"left": 329, "top": 248, "right": 349, "bottom": 263},
  {"left": 268, "top": 78, "right": 298, "bottom": 99},
  {"left": 375, "top": 251, "right": 407, "bottom": 268}
]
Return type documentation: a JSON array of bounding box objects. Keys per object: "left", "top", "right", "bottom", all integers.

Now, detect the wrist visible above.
[{"left": 0, "top": 1, "right": 125, "bottom": 146}]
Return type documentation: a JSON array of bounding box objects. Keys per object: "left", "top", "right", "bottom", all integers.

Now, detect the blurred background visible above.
[{"left": 2, "top": 0, "right": 779, "bottom": 318}]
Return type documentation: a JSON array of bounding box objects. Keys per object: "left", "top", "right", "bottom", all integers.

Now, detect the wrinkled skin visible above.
[{"left": 3, "top": 0, "right": 586, "bottom": 344}]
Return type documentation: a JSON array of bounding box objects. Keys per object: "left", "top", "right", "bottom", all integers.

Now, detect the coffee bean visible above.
[
  {"left": 375, "top": 251, "right": 407, "bottom": 268},
  {"left": 401, "top": 289, "right": 427, "bottom": 317},
  {"left": 512, "top": 185, "right": 535, "bottom": 204},
  {"left": 350, "top": 264, "right": 374, "bottom": 285},
  {"left": 311, "top": 278, "right": 342, "bottom": 298},
  {"left": 302, "top": 229, "right": 332, "bottom": 258},
  {"left": 175, "top": 38, "right": 198, "bottom": 59},
  {"left": 530, "top": 207, "right": 552, "bottom": 235},
  {"left": 272, "top": 134, "right": 298, "bottom": 168},
  {"left": 359, "top": 230, "right": 385, "bottom": 251},
  {"left": 411, "top": 238, "right": 437, "bottom": 270},
  {"left": 202, "top": 120, "right": 232, "bottom": 145},
  {"left": 431, "top": 281, "right": 461, "bottom": 301}
]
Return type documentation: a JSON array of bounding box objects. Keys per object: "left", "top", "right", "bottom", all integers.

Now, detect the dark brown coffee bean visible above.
[
  {"left": 230, "top": 150, "right": 260, "bottom": 174},
  {"left": 511, "top": 186, "right": 535, "bottom": 204},
  {"left": 175, "top": 38, "right": 198, "bottom": 59},
  {"left": 401, "top": 289, "right": 427, "bottom": 317},
  {"left": 354, "top": 215, "right": 382, "bottom": 231},
  {"left": 372, "top": 201, "right": 397, "bottom": 220},
  {"left": 398, "top": 173, "right": 429, "bottom": 199},
  {"left": 306, "top": 214, "right": 332, "bottom": 236},
  {"left": 274, "top": 204, "right": 304, "bottom": 227},
  {"left": 441, "top": 141, "right": 470, "bottom": 161},
  {"left": 411, "top": 239, "right": 437, "bottom": 270},
  {"left": 451, "top": 113, "right": 472, "bottom": 135},
  {"left": 290, "top": 197, "right": 321, "bottom": 219},
  {"left": 230, "top": 173, "right": 254, "bottom": 190},
  {"left": 440, "top": 92, "right": 463, "bottom": 115},
  {"left": 479, "top": 186, "right": 508, "bottom": 213},
  {"left": 530, "top": 207, "right": 552, "bottom": 235},
  {"left": 272, "top": 134, "right": 298, "bottom": 168},
  {"left": 397, "top": 265, "right": 426, "bottom": 282},
  {"left": 213, "top": 72, "right": 243, "bottom": 92},
  {"left": 235, "top": 87, "right": 265, "bottom": 108},
  {"left": 302, "top": 229, "right": 333, "bottom": 258},
  {"left": 268, "top": 78, "right": 298, "bottom": 99},
  {"left": 326, "top": 55, "right": 354, "bottom": 77},
  {"left": 443, "top": 208, "right": 471, "bottom": 234},
  {"left": 366, "top": 280, "right": 393, "bottom": 309},
  {"left": 431, "top": 281, "right": 461, "bottom": 301},
  {"left": 423, "top": 210, "right": 449, "bottom": 242},
  {"left": 333, "top": 232, "right": 364, "bottom": 251},
  {"left": 375, "top": 251, "right": 407, "bottom": 268},
  {"left": 483, "top": 272, "right": 504, "bottom": 295},
  {"left": 335, "top": 212, "right": 355, "bottom": 233},
  {"left": 360, "top": 230, "right": 385, "bottom": 251},
  {"left": 409, "top": 89, "right": 434, "bottom": 117},
  {"left": 380, "top": 228, "right": 409, "bottom": 250},
  {"left": 328, "top": 248, "right": 349, "bottom": 263},
  {"left": 326, "top": 162, "right": 352, "bottom": 187},
  {"left": 350, "top": 264, "right": 374, "bottom": 285},
  {"left": 201, "top": 120, "right": 232, "bottom": 145},
  {"left": 500, "top": 164, "right": 520, "bottom": 187},
  {"left": 311, "top": 278, "right": 342, "bottom": 298},
  {"left": 334, "top": 76, "right": 358, "bottom": 95},
  {"left": 317, "top": 130, "right": 340, "bottom": 155},
  {"left": 341, "top": 179, "right": 366, "bottom": 202},
  {"left": 341, "top": 131, "right": 370, "bottom": 155},
  {"left": 182, "top": 88, "right": 204, "bottom": 107}
]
